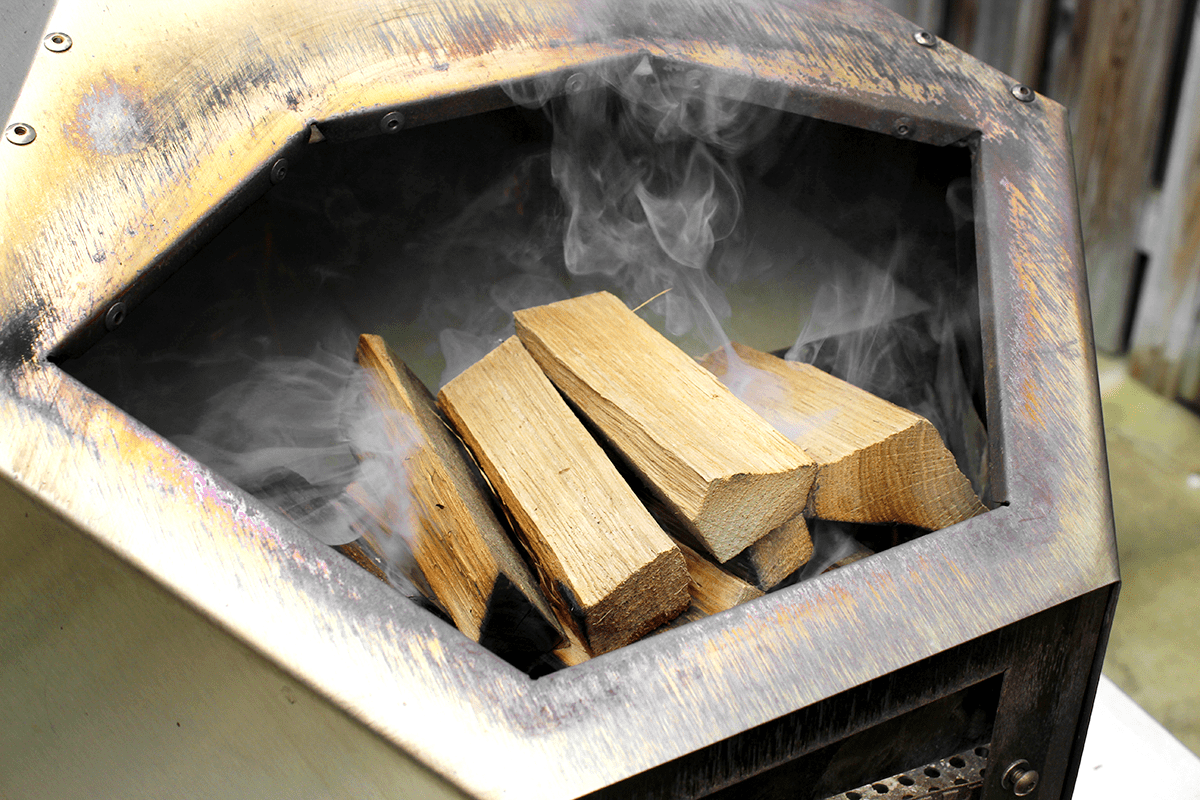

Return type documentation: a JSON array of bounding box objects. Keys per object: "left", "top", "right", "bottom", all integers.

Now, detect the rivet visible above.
[
  {"left": 270, "top": 158, "right": 288, "bottom": 184},
  {"left": 379, "top": 111, "right": 405, "bottom": 134},
  {"left": 5, "top": 123, "right": 36, "bottom": 145},
  {"left": 685, "top": 70, "right": 705, "bottom": 91},
  {"left": 1011, "top": 84, "right": 1035, "bottom": 103},
  {"left": 894, "top": 117, "right": 913, "bottom": 138},
  {"left": 44, "top": 32, "right": 72, "bottom": 52},
  {"left": 913, "top": 30, "right": 937, "bottom": 47},
  {"left": 564, "top": 73, "right": 586, "bottom": 94},
  {"left": 105, "top": 302, "right": 127, "bottom": 331}
]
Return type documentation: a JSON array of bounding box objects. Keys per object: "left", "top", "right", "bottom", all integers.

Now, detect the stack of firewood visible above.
[{"left": 341, "top": 292, "right": 985, "bottom": 670}]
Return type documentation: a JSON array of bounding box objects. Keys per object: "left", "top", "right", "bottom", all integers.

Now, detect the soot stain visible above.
[
  {"left": 203, "top": 58, "right": 280, "bottom": 115},
  {"left": 554, "top": 579, "right": 589, "bottom": 641},
  {"left": 0, "top": 295, "right": 49, "bottom": 368},
  {"left": 64, "top": 75, "right": 156, "bottom": 155}
]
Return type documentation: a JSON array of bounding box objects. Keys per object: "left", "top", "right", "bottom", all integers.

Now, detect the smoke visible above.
[
  {"left": 170, "top": 345, "right": 421, "bottom": 580},
  {"left": 419, "top": 56, "right": 788, "bottom": 382},
  {"left": 61, "top": 53, "right": 990, "bottom": 617}
]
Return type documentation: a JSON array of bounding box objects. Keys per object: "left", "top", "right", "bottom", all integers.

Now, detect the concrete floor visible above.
[{"left": 1096, "top": 354, "right": 1200, "bottom": 755}]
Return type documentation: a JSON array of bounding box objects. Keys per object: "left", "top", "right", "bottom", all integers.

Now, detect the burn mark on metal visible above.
[
  {"left": 64, "top": 75, "right": 155, "bottom": 155},
  {"left": 0, "top": 297, "right": 49, "bottom": 368}
]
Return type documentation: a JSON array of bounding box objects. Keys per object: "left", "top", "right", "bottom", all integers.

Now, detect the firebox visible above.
[{"left": 0, "top": 1, "right": 1117, "bottom": 798}]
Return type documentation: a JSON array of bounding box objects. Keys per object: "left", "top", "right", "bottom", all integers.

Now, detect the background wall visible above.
[{"left": 885, "top": 0, "right": 1200, "bottom": 409}]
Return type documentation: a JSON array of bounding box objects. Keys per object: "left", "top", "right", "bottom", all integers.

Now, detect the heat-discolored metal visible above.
[{"left": 0, "top": 1, "right": 1117, "bottom": 798}]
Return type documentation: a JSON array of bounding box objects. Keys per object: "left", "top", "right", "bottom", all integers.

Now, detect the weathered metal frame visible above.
[{"left": 0, "top": 1, "right": 1117, "bottom": 798}]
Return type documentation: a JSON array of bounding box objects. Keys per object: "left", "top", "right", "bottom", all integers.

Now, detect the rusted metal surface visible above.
[{"left": 0, "top": 1, "right": 1116, "bottom": 798}]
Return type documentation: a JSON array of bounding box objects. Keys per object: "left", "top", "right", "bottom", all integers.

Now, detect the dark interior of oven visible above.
[{"left": 60, "top": 65, "right": 987, "bottom": 672}]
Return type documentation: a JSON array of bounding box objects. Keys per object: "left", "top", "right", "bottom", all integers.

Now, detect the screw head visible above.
[
  {"left": 1001, "top": 760, "right": 1039, "bottom": 796},
  {"left": 914, "top": 30, "right": 937, "bottom": 47},
  {"left": 379, "top": 111, "right": 405, "bottom": 134},
  {"left": 105, "top": 302, "right": 127, "bottom": 331},
  {"left": 1011, "top": 84, "right": 1035, "bottom": 103},
  {"left": 270, "top": 158, "right": 288, "bottom": 184},
  {"left": 564, "top": 72, "right": 586, "bottom": 94},
  {"left": 5, "top": 123, "right": 36, "bottom": 145},
  {"left": 44, "top": 32, "right": 72, "bottom": 52}
]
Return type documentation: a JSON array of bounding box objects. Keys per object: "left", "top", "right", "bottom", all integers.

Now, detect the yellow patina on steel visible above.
[{"left": 1, "top": 1, "right": 1116, "bottom": 798}]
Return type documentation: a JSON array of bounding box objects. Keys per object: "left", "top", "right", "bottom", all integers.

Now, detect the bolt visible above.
[
  {"left": 44, "top": 32, "right": 72, "bottom": 52},
  {"left": 1001, "top": 760, "right": 1039, "bottom": 796},
  {"left": 379, "top": 111, "right": 405, "bottom": 134},
  {"left": 913, "top": 30, "right": 937, "bottom": 47},
  {"left": 894, "top": 117, "right": 913, "bottom": 138},
  {"left": 1011, "top": 84, "right": 1035, "bottom": 103},
  {"left": 105, "top": 302, "right": 127, "bottom": 332},
  {"left": 5, "top": 123, "right": 36, "bottom": 145},
  {"left": 270, "top": 158, "right": 288, "bottom": 184},
  {"left": 564, "top": 72, "right": 586, "bottom": 94}
]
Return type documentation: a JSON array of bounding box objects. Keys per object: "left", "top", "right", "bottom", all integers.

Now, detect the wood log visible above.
[
  {"left": 722, "top": 514, "right": 813, "bottom": 590},
  {"left": 672, "top": 541, "right": 763, "bottom": 624},
  {"left": 643, "top": 487, "right": 812, "bottom": 591},
  {"left": 556, "top": 538, "right": 764, "bottom": 660},
  {"left": 701, "top": 342, "right": 986, "bottom": 529},
  {"left": 438, "top": 336, "right": 690, "bottom": 655},
  {"left": 356, "top": 334, "right": 564, "bottom": 665},
  {"left": 514, "top": 291, "right": 816, "bottom": 562}
]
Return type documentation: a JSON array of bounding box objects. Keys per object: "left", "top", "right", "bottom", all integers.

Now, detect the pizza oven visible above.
[{"left": 0, "top": 1, "right": 1117, "bottom": 798}]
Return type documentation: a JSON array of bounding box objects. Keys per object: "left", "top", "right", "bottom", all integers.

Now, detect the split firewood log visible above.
[
  {"left": 438, "top": 336, "right": 690, "bottom": 655},
  {"left": 669, "top": 541, "right": 764, "bottom": 626},
  {"left": 356, "top": 334, "right": 563, "bottom": 665},
  {"left": 722, "top": 514, "right": 813, "bottom": 590},
  {"left": 514, "top": 291, "right": 816, "bottom": 562},
  {"left": 700, "top": 342, "right": 986, "bottom": 529}
]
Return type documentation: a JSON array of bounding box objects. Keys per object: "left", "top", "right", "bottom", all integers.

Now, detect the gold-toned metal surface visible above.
[{"left": 0, "top": 1, "right": 1117, "bottom": 798}]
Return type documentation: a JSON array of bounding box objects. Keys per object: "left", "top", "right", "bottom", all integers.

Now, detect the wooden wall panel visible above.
[
  {"left": 943, "top": 0, "right": 1055, "bottom": 87},
  {"left": 1043, "top": 0, "right": 1187, "bottom": 353},
  {"left": 876, "top": 0, "right": 948, "bottom": 32},
  {"left": 1129, "top": 6, "right": 1200, "bottom": 402}
]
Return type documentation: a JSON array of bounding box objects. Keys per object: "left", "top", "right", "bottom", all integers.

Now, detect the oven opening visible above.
[{"left": 60, "top": 59, "right": 988, "bottom": 673}]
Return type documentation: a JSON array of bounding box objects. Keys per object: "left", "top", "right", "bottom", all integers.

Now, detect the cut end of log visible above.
[
  {"left": 701, "top": 341, "right": 986, "bottom": 531},
  {"left": 514, "top": 292, "right": 816, "bottom": 561},
  {"left": 694, "top": 469, "right": 815, "bottom": 562},
  {"left": 572, "top": 547, "right": 691, "bottom": 654},
  {"left": 723, "top": 514, "right": 813, "bottom": 590},
  {"left": 438, "top": 336, "right": 690, "bottom": 657}
]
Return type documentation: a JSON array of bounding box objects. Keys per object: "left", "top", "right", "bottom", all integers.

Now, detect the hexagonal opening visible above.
[{"left": 60, "top": 58, "right": 988, "bottom": 672}]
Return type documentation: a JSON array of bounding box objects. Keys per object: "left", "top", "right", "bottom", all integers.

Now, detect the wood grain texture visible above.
[
  {"left": 943, "top": 0, "right": 1054, "bottom": 87},
  {"left": 640, "top": 479, "right": 813, "bottom": 589},
  {"left": 722, "top": 514, "right": 813, "bottom": 590},
  {"left": 1046, "top": 0, "right": 1188, "bottom": 352},
  {"left": 701, "top": 343, "right": 985, "bottom": 530},
  {"left": 356, "top": 334, "right": 563, "bottom": 663},
  {"left": 438, "top": 336, "right": 689, "bottom": 655},
  {"left": 514, "top": 292, "right": 816, "bottom": 562},
  {"left": 1129, "top": 7, "right": 1200, "bottom": 402},
  {"left": 658, "top": 541, "right": 764, "bottom": 630}
]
